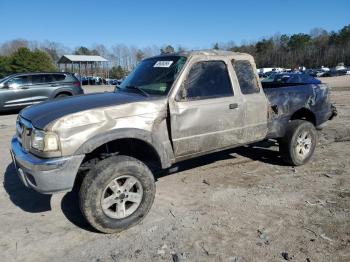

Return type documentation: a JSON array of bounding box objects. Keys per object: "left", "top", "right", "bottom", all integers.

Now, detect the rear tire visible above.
[
  {"left": 279, "top": 120, "right": 317, "bottom": 166},
  {"left": 79, "top": 155, "right": 156, "bottom": 233},
  {"left": 55, "top": 93, "right": 70, "bottom": 99}
]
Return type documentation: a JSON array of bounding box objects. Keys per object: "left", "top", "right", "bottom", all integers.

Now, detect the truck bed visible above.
[{"left": 263, "top": 83, "right": 333, "bottom": 138}]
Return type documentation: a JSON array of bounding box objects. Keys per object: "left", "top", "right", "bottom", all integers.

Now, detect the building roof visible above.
[{"left": 58, "top": 55, "right": 108, "bottom": 63}]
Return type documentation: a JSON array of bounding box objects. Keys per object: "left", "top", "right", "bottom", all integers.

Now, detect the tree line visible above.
[
  {"left": 225, "top": 25, "right": 350, "bottom": 69},
  {"left": 0, "top": 25, "right": 349, "bottom": 79},
  {"left": 0, "top": 47, "right": 55, "bottom": 78},
  {"left": 0, "top": 40, "right": 178, "bottom": 79}
]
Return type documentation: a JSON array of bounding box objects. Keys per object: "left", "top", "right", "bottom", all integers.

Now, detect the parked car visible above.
[
  {"left": 10, "top": 50, "right": 336, "bottom": 233},
  {"left": 334, "top": 69, "right": 348, "bottom": 76},
  {"left": 304, "top": 69, "right": 318, "bottom": 77},
  {"left": 259, "top": 71, "right": 278, "bottom": 78},
  {"left": 106, "top": 79, "right": 120, "bottom": 85},
  {"left": 81, "top": 76, "right": 97, "bottom": 85},
  {"left": 261, "top": 72, "right": 321, "bottom": 88},
  {"left": 317, "top": 69, "right": 348, "bottom": 77},
  {"left": 0, "top": 72, "right": 84, "bottom": 112}
]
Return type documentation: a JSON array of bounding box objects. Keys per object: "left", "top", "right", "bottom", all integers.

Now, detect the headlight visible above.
[{"left": 31, "top": 129, "right": 59, "bottom": 151}]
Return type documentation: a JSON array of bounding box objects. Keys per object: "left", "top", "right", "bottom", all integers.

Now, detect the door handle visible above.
[
  {"left": 51, "top": 84, "right": 59, "bottom": 87},
  {"left": 20, "top": 86, "right": 29, "bottom": 89},
  {"left": 229, "top": 103, "right": 238, "bottom": 109}
]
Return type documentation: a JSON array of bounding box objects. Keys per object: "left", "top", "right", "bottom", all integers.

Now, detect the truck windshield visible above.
[{"left": 118, "top": 56, "right": 187, "bottom": 96}]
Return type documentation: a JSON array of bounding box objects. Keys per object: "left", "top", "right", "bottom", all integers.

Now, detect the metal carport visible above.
[{"left": 57, "top": 55, "right": 109, "bottom": 83}]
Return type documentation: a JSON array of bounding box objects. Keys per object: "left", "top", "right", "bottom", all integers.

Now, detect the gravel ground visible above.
[
  {"left": 318, "top": 75, "right": 350, "bottom": 90},
  {"left": 0, "top": 80, "right": 349, "bottom": 261},
  {"left": 83, "top": 85, "right": 116, "bottom": 94}
]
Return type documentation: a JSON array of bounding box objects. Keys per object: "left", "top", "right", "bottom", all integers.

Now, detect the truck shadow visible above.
[
  {"left": 60, "top": 182, "right": 97, "bottom": 232},
  {"left": 3, "top": 163, "right": 96, "bottom": 232},
  {"left": 3, "top": 163, "right": 52, "bottom": 212},
  {"left": 160, "top": 140, "right": 286, "bottom": 177},
  {"left": 234, "top": 140, "right": 287, "bottom": 165},
  {"left": 3, "top": 140, "right": 285, "bottom": 232},
  {"left": 60, "top": 141, "right": 285, "bottom": 232}
]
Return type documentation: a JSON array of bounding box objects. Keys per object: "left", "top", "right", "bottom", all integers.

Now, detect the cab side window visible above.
[
  {"left": 232, "top": 60, "right": 260, "bottom": 94},
  {"left": 182, "top": 61, "right": 233, "bottom": 100}
]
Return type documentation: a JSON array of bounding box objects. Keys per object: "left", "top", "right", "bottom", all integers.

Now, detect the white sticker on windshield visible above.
[{"left": 154, "top": 61, "right": 173, "bottom": 68}]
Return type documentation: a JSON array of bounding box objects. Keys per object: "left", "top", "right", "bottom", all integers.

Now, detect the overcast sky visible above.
[{"left": 1, "top": 0, "right": 349, "bottom": 48}]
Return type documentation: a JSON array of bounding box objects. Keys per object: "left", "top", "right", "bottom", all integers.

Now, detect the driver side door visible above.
[
  {"left": 169, "top": 58, "right": 246, "bottom": 159},
  {"left": 0, "top": 75, "right": 32, "bottom": 110}
]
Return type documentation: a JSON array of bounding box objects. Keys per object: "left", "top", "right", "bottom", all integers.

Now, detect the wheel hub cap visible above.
[
  {"left": 101, "top": 175, "right": 143, "bottom": 219},
  {"left": 296, "top": 131, "right": 312, "bottom": 159}
]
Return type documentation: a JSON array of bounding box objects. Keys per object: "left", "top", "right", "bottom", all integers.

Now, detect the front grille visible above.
[{"left": 16, "top": 117, "right": 33, "bottom": 152}]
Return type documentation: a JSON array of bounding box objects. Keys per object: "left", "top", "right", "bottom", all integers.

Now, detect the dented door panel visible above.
[
  {"left": 168, "top": 55, "right": 264, "bottom": 158},
  {"left": 171, "top": 96, "right": 245, "bottom": 157}
]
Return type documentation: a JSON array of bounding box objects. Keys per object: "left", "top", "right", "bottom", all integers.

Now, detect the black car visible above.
[
  {"left": 261, "top": 72, "right": 321, "bottom": 88},
  {"left": 304, "top": 69, "right": 318, "bottom": 77},
  {"left": 0, "top": 72, "right": 84, "bottom": 112}
]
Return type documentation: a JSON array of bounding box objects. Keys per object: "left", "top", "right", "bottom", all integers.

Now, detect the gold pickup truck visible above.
[{"left": 10, "top": 50, "right": 336, "bottom": 233}]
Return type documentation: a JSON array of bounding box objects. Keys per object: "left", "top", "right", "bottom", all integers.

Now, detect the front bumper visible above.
[{"left": 10, "top": 137, "right": 84, "bottom": 194}]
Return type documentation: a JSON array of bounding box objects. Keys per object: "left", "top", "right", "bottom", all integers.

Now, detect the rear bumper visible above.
[
  {"left": 10, "top": 137, "right": 84, "bottom": 194},
  {"left": 329, "top": 104, "right": 337, "bottom": 120},
  {"left": 316, "top": 104, "right": 337, "bottom": 130},
  {"left": 76, "top": 88, "right": 84, "bottom": 95}
]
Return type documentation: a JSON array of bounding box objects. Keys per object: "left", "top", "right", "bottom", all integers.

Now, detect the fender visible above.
[{"left": 75, "top": 128, "right": 174, "bottom": 169}]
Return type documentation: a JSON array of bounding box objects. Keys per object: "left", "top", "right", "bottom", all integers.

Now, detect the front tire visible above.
[
  {"left": 79, "top": 155, "right": 156, "bottom": 233},
  {"left": 279, "top": 120, "right": 317, "bottom": 166}
]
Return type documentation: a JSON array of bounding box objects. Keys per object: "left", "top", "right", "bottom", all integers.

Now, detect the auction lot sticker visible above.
[{"left": 154, "top": 61, "right": 173, "bottom": 67}]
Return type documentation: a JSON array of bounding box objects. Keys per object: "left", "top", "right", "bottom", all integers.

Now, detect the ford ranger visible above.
[{"left": 10, "top": 50, "right": 336, "bottom": 233}]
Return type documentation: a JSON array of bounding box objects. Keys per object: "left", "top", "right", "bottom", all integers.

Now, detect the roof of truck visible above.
[{"left": 156, "top": 49, "right": 254, "bottom": 61}]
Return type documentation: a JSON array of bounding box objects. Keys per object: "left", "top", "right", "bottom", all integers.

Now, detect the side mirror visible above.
[{"left": 176, "top": 86, "right": 187, "bottom": 101}]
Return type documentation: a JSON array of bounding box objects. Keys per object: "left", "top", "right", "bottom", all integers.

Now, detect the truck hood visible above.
[{"left": 20, "top": 92, "right": 162, "bottom": 129}]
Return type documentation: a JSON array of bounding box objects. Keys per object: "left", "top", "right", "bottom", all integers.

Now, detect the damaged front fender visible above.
[{"left": 75, "top": 128, "right": 174, "bottom": 169}]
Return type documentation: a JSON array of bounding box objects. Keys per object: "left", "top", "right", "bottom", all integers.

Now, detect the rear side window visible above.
[
  {"left": 183, "top": 61, "right": 233, "bottom": 100},
  {"left": 31, "top": 74, "right": 54, "bottom": 84},
  {"left": 52, "top": 74, "right": 66, "bottom": 82},
  {"left": 232, "top": 60, "right": 260, "bottom": 94}
]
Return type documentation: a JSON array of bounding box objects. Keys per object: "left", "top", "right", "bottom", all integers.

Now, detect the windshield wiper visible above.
[{"left": 125, "top": 85, "right": 150, "bottom": 97}]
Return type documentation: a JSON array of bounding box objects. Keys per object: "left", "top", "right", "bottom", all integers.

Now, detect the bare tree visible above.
[
  {"left": 40, "top": 41, "right": 71, "bottom": 62},
  {"left": 93, "top": 44, "right": 109, "bottom": 58},
  {"left": 0, "top": 39, "right": 29, "bottom": 55}
]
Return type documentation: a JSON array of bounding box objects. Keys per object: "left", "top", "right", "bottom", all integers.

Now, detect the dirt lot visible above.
[{"left": 0, "top": 79, "right": 349, "bottom": 262}]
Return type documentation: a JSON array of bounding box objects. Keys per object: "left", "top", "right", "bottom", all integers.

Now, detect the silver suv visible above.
[{"left": 0, "top": 72, "right": 84, "bottom": 112}]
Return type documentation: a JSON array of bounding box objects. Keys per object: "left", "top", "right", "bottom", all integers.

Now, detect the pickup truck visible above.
[{"left": 10, "top": 50, "right": 336, "bottom": 233}]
